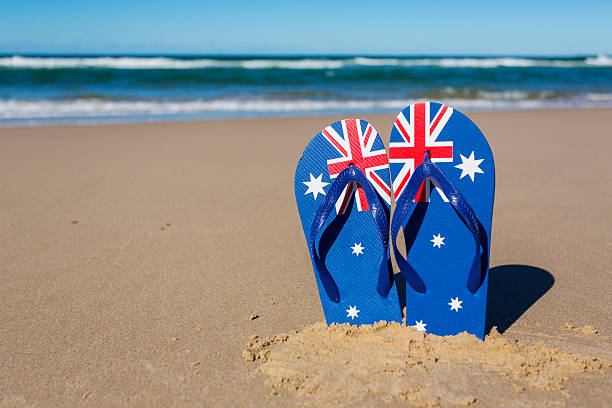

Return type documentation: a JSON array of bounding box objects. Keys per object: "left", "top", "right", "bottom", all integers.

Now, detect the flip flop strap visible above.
[
  {"left": 391, "top": 160, "right": 487, "bottom": 294},
  {"left": 310, "top": 166, "right": 391, "bottom": 303}
]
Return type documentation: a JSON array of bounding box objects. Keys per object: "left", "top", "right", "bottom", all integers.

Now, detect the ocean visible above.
[{"left": 1, "top": 54, "right": 612, "bottom": 126}]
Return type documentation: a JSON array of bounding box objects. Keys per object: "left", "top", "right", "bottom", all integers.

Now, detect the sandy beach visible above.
[{"left": 1, "top": 109, "right": 611, "bottom": 406}]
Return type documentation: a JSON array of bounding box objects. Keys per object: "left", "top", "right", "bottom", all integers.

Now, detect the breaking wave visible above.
[
  {"left": 1, "top": 55, "right": 611, "bottom": 69},
  {"left": 2, "top": 95, "right": 611, "bottom": 124}
]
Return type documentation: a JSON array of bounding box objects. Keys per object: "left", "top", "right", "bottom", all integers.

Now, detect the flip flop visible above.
[
  {"left": 388, "top": 102, "right": 495, "bottom": 339},
  {"left": 294, "top": 118, "right": 402, "bottom": 325}
]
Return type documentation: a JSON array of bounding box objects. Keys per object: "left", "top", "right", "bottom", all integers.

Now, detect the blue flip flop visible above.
[
  {"left": 294, "top": 118, "right": 402, "bottom": 325},
  {"left": 388, "top": 102, "right": 495, "bottom": 339}
]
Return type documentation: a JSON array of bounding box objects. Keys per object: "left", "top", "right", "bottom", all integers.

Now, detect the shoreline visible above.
[{"left": 2, "top": 105, "right": 612, "bottom": 129}]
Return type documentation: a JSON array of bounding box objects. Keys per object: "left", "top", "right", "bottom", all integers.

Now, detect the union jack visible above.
[
  {"left": 321, "top": 119, "right": 391, "bottom": 214},
  {"left": 389, "top": 102, "right": 454, "bottom": 202}
]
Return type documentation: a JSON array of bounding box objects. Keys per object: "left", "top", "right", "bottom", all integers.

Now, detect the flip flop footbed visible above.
[
  {"left": 389, "top": 102, "right": 495, "bottom": 338},
  {"left": 295, "top": 118, "right": 402, "bottom": 325}
]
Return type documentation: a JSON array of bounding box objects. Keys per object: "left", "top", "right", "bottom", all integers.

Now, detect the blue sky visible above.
[{"left": 0, "top": 0, "right": 610, "bottom": 55}]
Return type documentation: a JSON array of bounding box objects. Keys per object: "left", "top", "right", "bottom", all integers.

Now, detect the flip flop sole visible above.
[
  {"left": 295, "top": 118, "right": 403, "bottom": 325},
  {"left": 389, "top": 102, "right": 495, "bottom": 339}
]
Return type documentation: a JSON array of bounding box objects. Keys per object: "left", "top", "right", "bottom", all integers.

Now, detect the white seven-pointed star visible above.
[
  {"left": 303, "top": 173, "right": 329, "bottom": 200},
  {"left": 448, "top": 297, "right": 463, "bottom": 312},
  {"left": 431, "top": 234, "right": 446, "bottom": 248},
  {"left": 346, "top": 305, "right": 360, "bottom": 320},
  {"left": 454, "top": 151, "right": 484, "bottom": 182},
  {"left": 414, "top": 320, "right": 427, "bottom": 332},
  {"left": 351, "top": 242, "right": 364, "bottom": 256}
]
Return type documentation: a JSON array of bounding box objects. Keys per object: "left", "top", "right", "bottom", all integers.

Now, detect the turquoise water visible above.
[{"left": 1, "top": 54, "right": 612, "bottom": 125}]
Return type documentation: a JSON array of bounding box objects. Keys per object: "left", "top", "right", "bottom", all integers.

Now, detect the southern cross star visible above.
[
  {"left": 346, "top": 305, "right": 360, "bottom": 320},
  {"left": 431, "top": 234, "right": 445, "bottom": 248},
  {"left": 414, "top": 320, "right": 427, "bottom": 332},
  {"left": 303, "top": 173, "right": 329, "bottom": 200},
  {"left": 454, "top": 151, "right": 484, "bottom": 182},
  {"left": 351, "top": 242, "right": 364, "bottom": 256},
  {"left": 448, "top": 297, "right": 463, "bottom": 312}
]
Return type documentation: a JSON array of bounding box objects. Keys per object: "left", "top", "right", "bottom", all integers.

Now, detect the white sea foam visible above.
[
  {"left": 585, "top": 54, "right": 612, "bottom": 66},
  {"left": 239, "top": 59, "right": 345, "bottom": 69},
  {"left": 2, "top": 96, "right": 608, "bottom": 123},
  {"left": 0, "top": 56, "right": 223, "bottom": 69},
  {"left": 586, "top": 92, "right": 612, "bottom": 101},
  {"left": 352, "top": 57, "right": 403, "bottom": 66},
  {"left": 1, "top": 55, "right": 611, "bottom": 69},
  {"left": 0, "top": 56, "right": 346, "bottom": 70},
  {"left": 0, "top": 98, "right": 412, "bottom": 118},
  {"left": 476, "top": 90, "right": 535, "bottom": 100}
]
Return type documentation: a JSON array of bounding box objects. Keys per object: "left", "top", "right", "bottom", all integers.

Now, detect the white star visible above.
[
  {"left": 414, "top": 320, "right": 427, "bottom": 332},
  {"left": 303, "top": 173, "right": 329, "bottom": 200},
  {"left": 448, "top": 297, "right": 463, "bottom": 312},
  {"left": 346, "top": 305, "right": 360, "bottom": 320},
  {"left": 454, "top": 151, "right": 484, "bottom": 182},
  {"left": 351, "top": 242, "right": 364, "bottom": 256},
  {"left": 430, "top": 234, "right": 445, "bottom": 248}
]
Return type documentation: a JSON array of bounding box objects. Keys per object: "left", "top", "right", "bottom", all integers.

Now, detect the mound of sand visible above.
[{"left": 244, "top": 322, "right": 609, "bottom": 407}]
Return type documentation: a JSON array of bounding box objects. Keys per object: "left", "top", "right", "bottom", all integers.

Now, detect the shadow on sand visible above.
[{"left": 485, "top": 264, "right": 554, "bottom": 334}]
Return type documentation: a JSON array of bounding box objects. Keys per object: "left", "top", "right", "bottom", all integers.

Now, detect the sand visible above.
[
  {"left": 243, "top": 323, "right": 609, "bottom": 407},
  {"left": 1, "top": 109, "right": 611, "bottom": 407}
]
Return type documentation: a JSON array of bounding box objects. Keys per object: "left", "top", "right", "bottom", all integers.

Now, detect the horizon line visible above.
[{"left": 0, "top": 52, "right": 609, "bottom": 58}]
